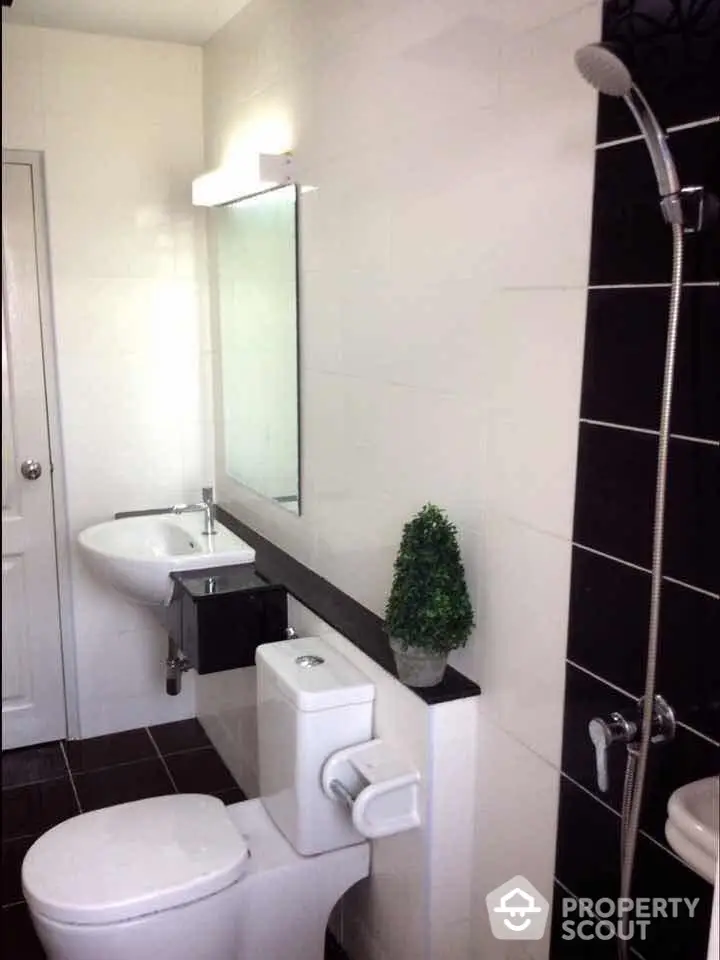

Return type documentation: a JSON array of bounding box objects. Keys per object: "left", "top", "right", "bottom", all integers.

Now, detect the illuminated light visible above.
[{"left": 191, "top": 153, "right": 295, "bottom": 207}]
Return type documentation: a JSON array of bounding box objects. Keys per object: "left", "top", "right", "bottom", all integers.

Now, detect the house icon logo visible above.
[{"left": 486, "top": 875, "right": 550, "bottom": 940}]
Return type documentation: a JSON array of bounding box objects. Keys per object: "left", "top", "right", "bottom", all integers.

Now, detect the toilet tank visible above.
[{"left": 256, "top": 636, "right": 374, "bottom": 856}]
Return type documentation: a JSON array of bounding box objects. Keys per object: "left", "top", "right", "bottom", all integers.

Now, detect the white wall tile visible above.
[
  {"left": 452, "top": 515, "right": 571, "bottom": 767},
  {"left": 1, "top": 25, "right": 45, "bottom": 147},
  {"left": 470, "top": 718, "right": 561, "bottom": 960},
  {"left": 3, "top": 24, "right": 207, "bottom": 737},
  {"left": 201, "top": 0, "right": 599, "bottom": 956},
  {"left": 197, "top": 666, "right": 259, "bottom": 795},
  {"left": 428, "top": 699, "right": 479, "bottom": 935},
  {"left": 483, "top": 288, "right": 586, "bottom": 538},
  {"left": 493, "top": 3, "right": 601, "bottom": 290}
]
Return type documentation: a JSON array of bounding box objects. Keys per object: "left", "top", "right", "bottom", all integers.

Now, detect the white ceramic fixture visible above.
[
  {"left": 22, "top": 636, "right": 422, "bottom": 960},
  {"left": 665, "top": 775, "right": 719, "bottom": 884},
  {"left": 77, "top": 513, "right": 255, "bottom": 606}
]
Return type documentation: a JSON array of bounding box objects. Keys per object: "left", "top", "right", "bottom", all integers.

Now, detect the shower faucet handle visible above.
[{"left": 588, "top": 713, "right": 637, "bottom": 793}]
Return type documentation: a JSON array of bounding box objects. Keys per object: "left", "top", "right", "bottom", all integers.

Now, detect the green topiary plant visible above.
[{"left": 385, "top": 503, "right": 475, "bottom": 655}]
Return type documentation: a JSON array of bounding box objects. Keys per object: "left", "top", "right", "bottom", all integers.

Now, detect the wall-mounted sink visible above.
[
  {"left": 665, "top": 776, "right": 719, "bottom": 884},
  {"left": 78, "top": 513, "right": 256, "bottom": 606}
]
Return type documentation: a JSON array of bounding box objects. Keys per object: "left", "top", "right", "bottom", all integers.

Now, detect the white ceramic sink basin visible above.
[
  {"left": 665, "top": 776, "right": 719, "bottom": 884},
  {"left": 78, "top": 512, "right": 256, "bottom": 606}
]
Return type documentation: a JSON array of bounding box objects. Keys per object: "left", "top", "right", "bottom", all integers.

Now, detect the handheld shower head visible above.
[
  {"left": 575, "top": 43, "right": 633, "bottom": 97},
  {"left": 575, "top": 41, "right": 681, "bottom": 208}
]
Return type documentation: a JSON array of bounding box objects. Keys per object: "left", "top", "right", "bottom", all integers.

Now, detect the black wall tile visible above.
[
  {"left": 550, "top": 883, "right": 618, "bottom": 960},
  {"left": 664, "top": 438, "right": 719, "bottom": 593},
  {"left": 638, "top": 722, "right": 720, "bottom": 847},
  {"left": 658, "top": 581, "right": 720, "bottom": 741},
  {"left": 554, "top": 776, "right": 712, "bottom": 960},
  {"left": 580, "top": 286, "right": 720, "bottom": 439},
  {"left": 633, "top": 831, "right": 714, "bottom": 960},
  {"left": 555, "top": 775, "right": 621, "bottom": 900},
  {"left": 671, "top": 286, "right": 720, "bottom": 442},
  {"left": 561, "top": 664, "right": 719, "bottom": 851},
  {"left": 581, "top": 288, "right": 667, "bottom": 430},
  {"left": 590, "top": 122, "right": 720, "bottom": 285},
  {"left": 598, "top": 0, "right": 720, "bottom": 144},
  {"left": 567, "top": 548, "right": 720, "bottom": 741},
  {"left": 574, "top": 426, "right": 718, "bottom": 592},
  {"left": 567, "top": 547, "right": 650, "bottom": 697},
  {"left": 561, "top": 664, "right": 637, "bottom": 815},
  {"left": 574, "top": 423, "right": 657, "bottom": 567},
  {"left": 558, "top": 7, "right": 718, "bottom": 949}
]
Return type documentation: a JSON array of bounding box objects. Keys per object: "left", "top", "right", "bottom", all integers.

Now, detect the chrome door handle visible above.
[{"left": 20, "top": 459, "right": 43, "bottom": 480}]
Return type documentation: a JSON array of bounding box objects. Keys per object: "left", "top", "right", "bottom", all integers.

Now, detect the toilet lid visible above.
[{"left": 22, "top": 794, "right": 249, "bottom": 925}]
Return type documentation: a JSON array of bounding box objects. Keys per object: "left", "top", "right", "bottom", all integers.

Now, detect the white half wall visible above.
[{"left": 197, "top": 597, "right": 479, "bottom": 960}]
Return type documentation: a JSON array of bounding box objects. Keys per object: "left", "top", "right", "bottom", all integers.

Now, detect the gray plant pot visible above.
[{"left": 389, "top": 637, "right": 448, "bottom": 688}]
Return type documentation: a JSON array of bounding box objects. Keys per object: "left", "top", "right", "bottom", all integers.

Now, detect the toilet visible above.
[{"left": 22, "top": 637, "right": 413, "bottom": 960}]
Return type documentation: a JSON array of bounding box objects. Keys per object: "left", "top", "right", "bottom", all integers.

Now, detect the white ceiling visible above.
[{"left": 2, "top": 0, "right": 251, "bottom": 45}]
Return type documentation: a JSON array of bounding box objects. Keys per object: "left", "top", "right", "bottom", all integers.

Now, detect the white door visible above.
[{"left": 2, "top": 158, "right": 67, "bottom": 750}]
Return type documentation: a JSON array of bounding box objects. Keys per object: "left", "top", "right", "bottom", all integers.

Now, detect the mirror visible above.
[{"left": 214, "top": 183, "right": 300, "bottom": 513}]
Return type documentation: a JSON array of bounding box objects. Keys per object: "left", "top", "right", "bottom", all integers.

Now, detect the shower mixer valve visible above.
[
  {"left": 588, "top": 695, "right": 675, "bottom": 793},
  {"left": 589, "top": 713, "right": 637, "bottom": 793}
]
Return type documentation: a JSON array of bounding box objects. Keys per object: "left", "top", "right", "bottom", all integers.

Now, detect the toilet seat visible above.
[{"left": 22, "top": 794, "right": 249, "bottom": 926}]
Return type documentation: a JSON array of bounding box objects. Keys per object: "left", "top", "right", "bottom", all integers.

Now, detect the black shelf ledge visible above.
[
  {"left": 217, "top": 507, "right": 482, "bottom": 707},
  {"left": 113, "top": 506, "right": 482, "bottom": 706}
]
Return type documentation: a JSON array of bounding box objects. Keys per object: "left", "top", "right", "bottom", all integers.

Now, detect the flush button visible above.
[{"left": 295, "top": 655, "right": 325, "bottom": 668}]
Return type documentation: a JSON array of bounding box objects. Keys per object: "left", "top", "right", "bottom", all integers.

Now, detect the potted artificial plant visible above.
[{"left": 384, "top": 503, "right": 475, "bottom": 688}]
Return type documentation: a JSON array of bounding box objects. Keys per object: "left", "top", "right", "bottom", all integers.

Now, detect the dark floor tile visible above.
[
  {"left": 580, "top": 286, "right": 720, "bottom": 441},
  {"left": 598, "top": 0, "right": 720, "bottom": 144},
  {"left": 664, "top": 438, "right": 719, "bottom": 595},
  {"left": 73, "top": 758, "right": 174, "bottom": 813},
  {"left": 216, "top": 786, "right": 247, "bottom": 806},
  {"left": 1, "top": 902, "right": 47, "bottom": 959},
  {"left": 2, "top": 778, "right": 79, "bottom": 841},
  {"left": 2, "top": 836, "right": 37, "bottom": 906},
  {"left": 573, "top": 422, "right": 657, "bottom": 568},
  {"left": 64, "top": 728, "right": 155, "bottom": 774},
  {"left": 590, "top": 123, "right": 720, "bottom": 285},
  {"left": 164, "top": 748, "right": 238, "bottom": 796},
  {"left": 2, "top": 743, "right": 66, "bottom": 790},
  {"left": 148, "top": 718, "right": 210, "bottom": 756}
]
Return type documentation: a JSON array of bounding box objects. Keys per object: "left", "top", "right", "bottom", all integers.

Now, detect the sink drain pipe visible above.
[{"left": 165, "top": 636, "right": 190, "bottom": 696}]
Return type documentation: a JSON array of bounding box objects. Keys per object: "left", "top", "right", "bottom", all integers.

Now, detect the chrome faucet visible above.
[{"left": 170, "top": 486, "right": 217, "bottom": 536}]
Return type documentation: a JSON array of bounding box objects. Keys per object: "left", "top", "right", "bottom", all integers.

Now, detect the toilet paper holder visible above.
[{"left": 321, "top": 739, "right": 421, "bottom": 839}]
